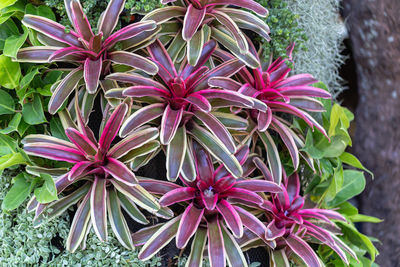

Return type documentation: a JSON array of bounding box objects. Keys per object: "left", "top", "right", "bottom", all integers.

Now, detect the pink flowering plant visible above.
[{"left": 0, "top": 0, "right": 379, "bottom": 266}]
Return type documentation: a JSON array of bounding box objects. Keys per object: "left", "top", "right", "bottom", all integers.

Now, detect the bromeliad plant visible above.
[
  {"left": 17, "top": 0, "right": 159, "bottom": 114},
  {"left": 236, "top": 162, "right": 358, "bottom": 266},
  {"left": 23, "top": 102, "right": 167, "bottom": 252},
  {"left": 105, "top": 39, "right": 262, "bottom": 181},
  {"left": 0, "top": 0, "right": 378, "bottom": 265},
  {"left": 142, "top": 0, "right": 270, "bottom": 67},
  {"left": 210, "top": 44, "right": 331, "bottom": 184},
  {"left": 132, "top": 142, "right": 282, "bottom": 266}
]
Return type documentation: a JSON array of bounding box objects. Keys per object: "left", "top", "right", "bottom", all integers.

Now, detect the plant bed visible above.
[{"left": 0, "top": 0, "right": 380, "bottom": 266}]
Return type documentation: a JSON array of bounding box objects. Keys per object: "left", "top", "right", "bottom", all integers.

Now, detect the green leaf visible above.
[
  {"left": 50, "top": 117, "right": 68, "bottom": 141},
  {"left": 0, "top": 152, "right": 26, "bottom": 170},
  {"left": 0, "top": 112, "right": 21, "bottom": 134},
  {"left": 325, "top": 161, "right": 343, "bottom": 201},
  {"left": 22, "top": 94, "right": 47, "bottom": 125},
  {"left": 339, "top": 152, "right": 374, "bottom": 178},
  {"left": 25, "top": 3, "right": 56, "bottom": 21},
  {"left": 34, "top": 173, "right": 58, "bottom": 204},
  {"left": 0, "top": 89, "right": 15, "bottom": 114},
  {"left": 1, "top": 172, "right": 35, "bottom": 211},
  {"left": 0, "top": 133, "right": 17, "bottom": 155},
  {"left": 327, "top": 170, "right": 366, "bottom": 207},
  {"left": 3, "top": 25, "right": 28, "bottom": 58},
  {"left": 336, "top": 201, "right": 358, "bottom": 216},
  {"left": 0, "top": 0, "right": 17, "bottom": 10},
  {"left": 348, "top": 214, "right": 383, "bottom": 223},
  {"left": 0, "top": 54, "right": 20, "bottom": 89},
  {"left": 337, "top": 221, "right": 379, "bottom": 262},
  {"left": 0, "top": 19, "right": 19, "bottom": 48},
  {"left": 17, "top": 67, "right": 40, "bottom": 99}
]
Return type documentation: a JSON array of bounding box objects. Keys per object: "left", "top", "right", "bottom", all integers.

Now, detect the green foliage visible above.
[
  {"left": 0, "top": 172, "right": 70, "bottom": 265},
  {"left": 49, "top": 230, "right": 162, "bottom": 266},
  {"left": 256, "top": 0, "right": 308, "bottom": 60},
  {"left": 289, "top": 82, "right": 380, "bottom": 265},
  {"left": 0, "top": 172, "right": 161, "bottom": 266}
]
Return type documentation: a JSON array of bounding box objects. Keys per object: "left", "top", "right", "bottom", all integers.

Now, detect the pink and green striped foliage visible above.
[
  {"left": 106, "top": 39, "right": 257, "bottom": 181},
  {"left": 142, "top": 0, "right": 270, "bottom": 67},
  {"left": 17, "top": 0, "right": 159, "bottom": 114},
  {"left": 23, "top": 102, "right": 168, "bottom": 252},
  {"left": 132, "top": 142, "right": 282, "bottom": 267},
  {"left": 210, "top": 44, "right": 331, "bottom": 184},
  {"left": 240, "top": 168, "right": 357, "bottom": 267}
]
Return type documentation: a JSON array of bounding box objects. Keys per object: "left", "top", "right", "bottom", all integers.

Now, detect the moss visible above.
[
  {"left": 282, "top": 0, "right": 347, "bottom": 97},
  {"left": 256, "top": 0, "right": 308, "bottom": 61}
]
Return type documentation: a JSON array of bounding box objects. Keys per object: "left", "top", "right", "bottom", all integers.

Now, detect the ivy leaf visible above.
[
  {"left": 0, "top": 89, "right": 15, "bottom": 115},
  {"left": 34, "top": 173, "right": 58, "bottom": 203},
  {"left": 327, "top": 170, "right": 366, "bottom": 207},
  {"left": 22, "top": 94, "right": 47, "bottom": 125},
  {"left": 0, "top": 112, "right": 21, "bottom": 134},
  {"left": 3, "top": 25, "right": 28, "bottom": 58},
  {"left": 1, "top": 172, "right": 36, "bottom": 211},
  {"left": 0, "top": 54, "right": 20, "bottom": 89}
]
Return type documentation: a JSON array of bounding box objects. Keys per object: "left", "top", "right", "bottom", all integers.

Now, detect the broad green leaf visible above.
[
  {"left": 339, "top": 152, "right": 373, "bottom": 177},
  {"left": 348, "top": 214, "right": 383, "bottom": 223},
  {"left": 0, "top": 0, "right": 17, "bottom": 10},
  {"left": 0, "top": 54, "right": 20, "bottom": 88},
  {"left": 25, "top": 3, "right": 56, "bottom": 21},
  {"left": 22, "top": 94, "right": 47, "bottom": 125},
  {"left": 0, "top": 152, "right": 26, "bottom": 170},
  {"left": 337, "top": 201, "right": 358, "bottom": 216},
  {"left": 337, "top": 221, "right": 378, "bottom": 262},
  {"left": 17, "top": 67, "right": 40, "bottom": 99},
  {"left": 3, "top": 25, "right": 28, "bottom": 58},
  {"left": 325, "top": 162, "right": 343, "bottom": 201},
  {"left": 1, "top": 172, "right": 35, "bottom": 211},
  {"left": 328, "top": 170, "right": 366, "bottom": 207},
  {"left": 0, "top": 19, "right": 19, "bottom": 48},
  {"left": 50, "top": 117, "right": 68, "bottom": 141},
  {"left": 0, "top": 133, "right": 17, "bottom": 155},
  {"left": 0, "top": 112, "right": 21, "bottom": 134},
  {"left": 0, "top": 89, "right": 14, "bottom": 114},
  {"left": 17, "top": 119, "right": 30, "bottom": 135},
  {"left": 34, "top": 173, "right": 58, "bottom": 203}
]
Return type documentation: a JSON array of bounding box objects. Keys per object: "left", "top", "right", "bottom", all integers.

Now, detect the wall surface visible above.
[{"left": 343, "top": 1, "right": 400, "bottom": 265}]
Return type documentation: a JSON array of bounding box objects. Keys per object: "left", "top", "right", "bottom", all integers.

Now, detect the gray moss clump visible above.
[{"left": 282, "top": 0, "right": 347, "bottom": 97}]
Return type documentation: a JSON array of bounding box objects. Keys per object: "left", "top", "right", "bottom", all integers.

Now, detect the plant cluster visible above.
[{"left": 0, "top": 0, "right": 379, "bottom": 266}]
